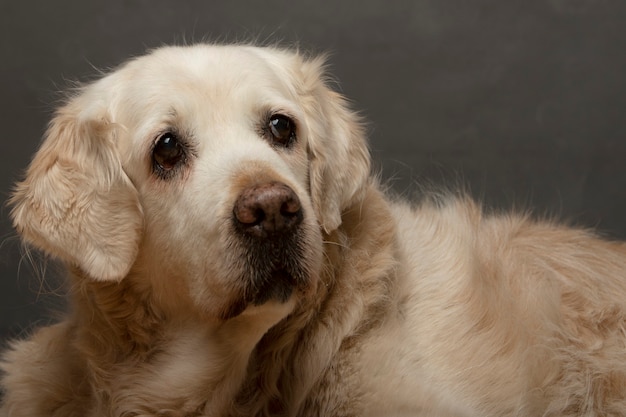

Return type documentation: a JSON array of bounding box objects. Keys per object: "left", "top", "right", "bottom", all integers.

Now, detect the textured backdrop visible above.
[{"left": 1, "top": 0, "right": 625, "bottom": 344}]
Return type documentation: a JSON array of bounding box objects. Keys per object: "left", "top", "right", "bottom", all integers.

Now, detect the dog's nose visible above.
[{"left": 233, "top": 181, "right": 303, "bottom": 237}]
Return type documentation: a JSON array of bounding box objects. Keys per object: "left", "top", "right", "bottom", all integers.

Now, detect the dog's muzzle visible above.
[{"left": 230, "top": 181, "right": 308, "bottom": 311}]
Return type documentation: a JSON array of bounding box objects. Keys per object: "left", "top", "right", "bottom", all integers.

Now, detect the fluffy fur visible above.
[{"left": 2, "top": 44, "right": 626, "bottom": 417}]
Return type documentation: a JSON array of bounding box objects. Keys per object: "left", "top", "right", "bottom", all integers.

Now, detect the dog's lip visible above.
[
  {"left": 218, "top": 269, "right": 299, "bottom": 321},
  {"left": 251, "top": 268, "right": 297, "bottom": 306}
]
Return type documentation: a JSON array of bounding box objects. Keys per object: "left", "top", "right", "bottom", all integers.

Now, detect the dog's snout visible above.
[{"left": 234, "top": 182, "right": 303, "bottom": 237}]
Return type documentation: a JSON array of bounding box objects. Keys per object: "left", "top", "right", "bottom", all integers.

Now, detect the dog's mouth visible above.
[
  {"left": 218, "top": 234, "right": 312, "bottom": 321},
  {"left": 251, "top": 268, "right": 297, "bottom": 306},
  {"left": 218, "top": 268, "right": 305, "bottom": 321}
]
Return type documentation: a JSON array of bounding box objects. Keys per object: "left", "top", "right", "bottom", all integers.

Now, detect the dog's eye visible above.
[
  {"left": 153, "top": 132, "right": 185, "bottom": 173},
  {"left": 268, "top": 115, "right": 296, "bottom": 147}
]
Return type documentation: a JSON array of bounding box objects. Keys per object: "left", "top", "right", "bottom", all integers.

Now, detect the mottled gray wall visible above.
[{"left": 1, "top": 0, "right": 625, "bottom": 343}]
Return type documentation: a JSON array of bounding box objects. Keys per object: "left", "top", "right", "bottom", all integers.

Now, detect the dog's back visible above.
[{"left": 353, "top": 197, "right": 626, "bottom": 416}]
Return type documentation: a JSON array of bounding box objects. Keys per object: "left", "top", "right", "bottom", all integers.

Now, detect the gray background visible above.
[{"left": 1, "top": 0, "right": 625, "bottom": 345}]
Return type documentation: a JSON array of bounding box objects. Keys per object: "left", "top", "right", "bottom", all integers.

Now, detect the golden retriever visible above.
[{"left": 2, "top": 44, "right": 626, "bottom": 417}]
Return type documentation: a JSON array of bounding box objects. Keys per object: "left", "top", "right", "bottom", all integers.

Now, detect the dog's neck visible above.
[
  {"left": 67, "top": 269, "right": 295, "bottom": 415},
  {"left": 69, "top": 274, "right": 164, "bottom": 359}
]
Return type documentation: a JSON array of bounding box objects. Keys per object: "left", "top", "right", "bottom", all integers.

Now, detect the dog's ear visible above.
[
  {"left": 299, "top": 56, "right": 371, "bottom": 233},
  {"left": 10, "top": 93, "right": 143, "bottom": 281}
]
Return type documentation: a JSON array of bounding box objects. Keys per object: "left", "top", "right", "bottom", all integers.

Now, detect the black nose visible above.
[{"left": 233, "top": 181, "right": 303, "bottom": 237}]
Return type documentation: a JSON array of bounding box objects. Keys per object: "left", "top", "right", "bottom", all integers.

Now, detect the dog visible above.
[{"left": 2, "top": 43, "right": 626, "bottom": 417}]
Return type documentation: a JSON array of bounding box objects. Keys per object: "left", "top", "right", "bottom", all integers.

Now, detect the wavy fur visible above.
[{"left": 2, "top": 44, "right": 626, "bottom": 417}]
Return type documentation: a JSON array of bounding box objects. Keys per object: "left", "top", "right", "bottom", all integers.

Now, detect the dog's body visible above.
[{"left": 2, "top": 44, "right": 626, "bottom": 417}]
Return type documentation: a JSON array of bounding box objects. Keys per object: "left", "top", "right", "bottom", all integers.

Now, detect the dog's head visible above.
[{"left": 10, "top": 44, "right": 370, "bottom": 319}]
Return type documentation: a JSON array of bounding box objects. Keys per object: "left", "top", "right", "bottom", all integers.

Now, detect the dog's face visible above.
[{"left": 10, "top": 45, "right": 370, "bottom": 320}]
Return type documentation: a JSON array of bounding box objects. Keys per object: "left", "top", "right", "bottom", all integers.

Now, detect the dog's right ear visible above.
[{"left": 10, "top": 93, "right": 143, "bottom": 281}]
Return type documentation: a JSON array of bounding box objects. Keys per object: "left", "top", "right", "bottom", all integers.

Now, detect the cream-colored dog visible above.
[{"left": 2, "top": 44, "right": 626, "bottom": 417}]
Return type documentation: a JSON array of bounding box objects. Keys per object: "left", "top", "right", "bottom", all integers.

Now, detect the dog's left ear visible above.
[
  {"left": 296, "top": 55, "right": 371, "bottom": 233},
  {"left": 10, "top": 91, "right": 143, "bottom": 281}
]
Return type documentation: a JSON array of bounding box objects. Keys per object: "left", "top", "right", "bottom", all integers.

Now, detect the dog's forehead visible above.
[
  {"left": 101, "top": 45, "right": 304, "bottom": 135},
  {"left": 119, "top": 45, "right": 295, "bottom": 104}
]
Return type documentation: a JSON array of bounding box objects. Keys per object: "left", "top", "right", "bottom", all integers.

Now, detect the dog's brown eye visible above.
[
  {"left": 153, "top": 132, "right": 184, "bottom": 172},
  {"left": 268, "top": 115, "right": 296, "bottom": 147}
]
